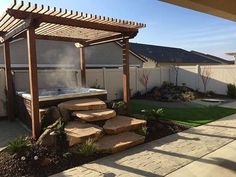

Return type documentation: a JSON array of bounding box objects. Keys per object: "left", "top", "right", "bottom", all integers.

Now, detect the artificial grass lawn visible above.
[{"left": 129, "top": 100, "right": 236, "bottom": 127}]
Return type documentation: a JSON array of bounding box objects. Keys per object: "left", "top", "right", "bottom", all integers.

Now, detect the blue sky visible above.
[{"left": 1, "top": 0, "right": 236, "bottom": 60}]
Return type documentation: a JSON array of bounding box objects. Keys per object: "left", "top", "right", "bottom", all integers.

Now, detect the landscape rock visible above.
[
  {"left": 37, "top": 120, "right": 60, "bottom": 146},
  {"left": 58, "top": 104, "right": 71, "bottom": 122}
]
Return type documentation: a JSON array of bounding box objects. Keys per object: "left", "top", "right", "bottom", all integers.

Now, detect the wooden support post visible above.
[
  {"left": 80, "top": 47, "right": 86, "bottom": 87},
  {"left": 122, "top": 38, "right": 130, "bottom": 104},
  {"left": 3, "top": 41, "right": 14, "bottom": 120},
  {"left": 27, "top": 26, "right": 40, "bottom": 139}
]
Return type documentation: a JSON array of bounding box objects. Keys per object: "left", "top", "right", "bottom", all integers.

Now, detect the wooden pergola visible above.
[{"left": 0, "top": 1, "right": 145, "bottom": 139}]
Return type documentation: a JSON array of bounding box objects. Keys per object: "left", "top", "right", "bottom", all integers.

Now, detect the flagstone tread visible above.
[
  {"left": 73, "top": 109, "right": 116, "bottom": 122},
  {"left": 103, "top": 115, "right": 146, "bottom": 134},
  {"left": 58, "top": 98, "right": 107, "bottom": 111},
  {"left": 96, "top": 132, "right": 145, "bottom": 153},
  {"left": 64, "top": 121, "right": 103, "bottom": 146}
]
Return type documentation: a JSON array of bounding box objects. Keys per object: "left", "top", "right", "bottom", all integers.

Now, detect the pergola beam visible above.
[
  {"left": 27, "top": 26, "right": 40, "bottom": 139},
  {"left": 2, "top": 19, "right": 37, "bottom": 42},
  {"left": 36, "top": 34, "right": 86, "bottom": 44},
  {"left": 7, "top": 9, "right": 138, "bottom": 34},
  {"left": 0, "top": 31, "right": 6, "bottom": 36},
  {"left": 3, "top": 41, "right": 14, "bottom": 120},
  {"left": 80, "top": 47, "right": 86, "bottom": 87},
  {"left": 85, "top": 34, "right": 127, "bottom": 46}
]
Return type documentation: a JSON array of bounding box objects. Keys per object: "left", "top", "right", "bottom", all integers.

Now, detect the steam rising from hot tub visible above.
[
  {"left": 37, "top": 44, "right": 79, "bottom": 89},
  {"left": 13, "top": 39, "right": 94, "bottom": 91}
]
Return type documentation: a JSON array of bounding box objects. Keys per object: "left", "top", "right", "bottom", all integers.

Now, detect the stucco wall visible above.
[{"left": 0, "top": 40, "right": 143, "bottom": 68}]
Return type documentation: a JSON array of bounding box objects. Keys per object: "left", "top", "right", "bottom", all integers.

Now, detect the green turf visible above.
[{"left": 129, "top": 100, "right": 236, "bottom": 127}]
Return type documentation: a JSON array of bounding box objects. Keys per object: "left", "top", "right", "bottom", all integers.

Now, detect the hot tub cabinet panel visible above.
[{"left": 16, "top": 88, "right": 107, "bottom": 128}]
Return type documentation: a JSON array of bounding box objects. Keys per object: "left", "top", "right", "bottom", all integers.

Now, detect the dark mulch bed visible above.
[
  {"left": 0, "top": 119, "right": 189, "bottom": 177},
  {"left": 145, "top": 119, "right": 189, "bottom": 142},
  {"left": 0, "top": 145, "right": 108, "bottom": 177}
]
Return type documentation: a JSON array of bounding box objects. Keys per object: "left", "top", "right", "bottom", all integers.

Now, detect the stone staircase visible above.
[{"left": 60, "top": 98, "right": 146, "bottom": 153}]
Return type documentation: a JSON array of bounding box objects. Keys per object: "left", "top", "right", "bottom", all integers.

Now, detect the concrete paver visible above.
[
  {"left": 166, "top": 140, "right": 236, "bottom": 177},
  {"left": 52, "top": 114, "right": 236, "bottom": 177}
]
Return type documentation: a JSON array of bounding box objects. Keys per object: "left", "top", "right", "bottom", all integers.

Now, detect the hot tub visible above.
[{"left": 16, "top": 87, "right": 107, "bottom": 127}]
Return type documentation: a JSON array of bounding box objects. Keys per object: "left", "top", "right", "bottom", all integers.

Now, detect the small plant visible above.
[
  {"left": 227, "top": 84, "right": 236, "bottom": 98},
  {"left": 112, "top": 101, "right": 127, "bottom": 115},
  {"left": 139, "top": 70, "right": 151, "bottom": 95},
  {"left": 7, "top": 136, "right": 31, "bottom": 154},
  {"left": 141, "top": 108, "right": 164, "bottom": 120},
  {"left": 55, "top": 119, "right": 65, "bottom": 132},
  {"left": 77, "top": 139, "right": 97, "bottom": 156},
  {"left": 54, "top": 120, "right": 68, "bottom": 153},
  {"left": 138, "top": 126, "right": 148, "bottom": 136},
  {"left": 200, "top": 66, "right": 212, "bottom": 93},
  {"left": 63, "top": 152, "right": 72, "bottom": 158}
]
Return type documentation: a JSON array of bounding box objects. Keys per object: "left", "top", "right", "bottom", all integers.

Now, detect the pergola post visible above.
[
  {"left": 122, "top": 38, "right": 130, "bottom": 104},
  {"left": 80, "top": 47, "right": 86, "bottom": 87},
  {"left": 27, "top": 26, "right": 40, "bottom": 139},
  {"left": 3, "top": 41, "right": 14, "bottom": 120}
]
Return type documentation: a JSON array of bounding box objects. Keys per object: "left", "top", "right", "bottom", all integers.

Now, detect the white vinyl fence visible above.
[
  {"left": 0, "top": 67, "right": 170, "bottom": 116},
  {"left": 170, "top": 65, "right": 236, "bottom": 95},
  {"left": 1, "top": 65, "right": 236, "bottom": 117}
]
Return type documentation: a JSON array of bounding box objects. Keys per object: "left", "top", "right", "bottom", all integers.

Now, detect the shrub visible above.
[
  {"left": 7, "top": 136, "right": 31, "bottom": 154},
  {"left": 137, "top": 126, "right": 148, "bottom": 136},
  {"left": 77, "top": 139, "right": 97, "bottom": 156},
  {"left": 111, "top": 101, "right": 127, "bottom": 115},
  {"left": 227, "top": 84, "right": 236, "bottom": 98},
  {"left": 141, "top": 108, "right": 164, "bottom": 120}
]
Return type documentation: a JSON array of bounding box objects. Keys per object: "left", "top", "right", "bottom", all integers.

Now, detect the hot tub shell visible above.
[{"left": 16, "top": 88, "right": 107, "bottom": 127}]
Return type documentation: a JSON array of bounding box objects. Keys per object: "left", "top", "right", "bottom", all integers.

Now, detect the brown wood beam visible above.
[
  {"left": 85, "top": 34, "right": 124, "bottom": 46},
  {"left": 36, "top": 34, "right": 86, "bottom": 44},
  {"left": 2, "top": 19, "right": 38, "bottom": 42},
  {"left": 7, "top": 9, "right": 138, "bottom": 34},
  {"left": 122, "top": 38, "right": 130, "bottom": 104},
  {"left": 80, "top": 47, "right": 86, "bottom": 87},
  {"left": 27, "top": 26, "right": 40, "bottom": 139},
  {"left": 0, "top": 31, "right": 6, "bottom": 36},
  {"left": 3, "top": 41, "right": 14, "bottom": 120}
]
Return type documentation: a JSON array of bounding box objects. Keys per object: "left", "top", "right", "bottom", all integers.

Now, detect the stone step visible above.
[
  {"left": 64, "top": 121, "right": 103, "bottom": 146},
  {"left": 103, "top": 115, "right": 146, "bottom": 134},
  {"left": 73, "top": 109, "right": 116, "bottom": 122},
  {"left": 58, "top": 98, "right": 107, "bottom": 111},
  {"left": 96, "top": 132, "right": 145, "bottom": 153}
]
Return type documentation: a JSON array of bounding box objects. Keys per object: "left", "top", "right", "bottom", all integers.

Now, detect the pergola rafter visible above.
[{"left": 0, "top": 0, "right": 145, "bottom": 139}]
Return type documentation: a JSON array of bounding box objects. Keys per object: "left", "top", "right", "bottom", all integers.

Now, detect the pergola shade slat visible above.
[{"left": 0, "top": 1, "right": 145, "bottom": 45}]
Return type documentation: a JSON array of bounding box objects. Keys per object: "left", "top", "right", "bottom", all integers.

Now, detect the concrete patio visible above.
[
  {"left": 0, "top": 119, "right": 30, "bottom": 151},
  {"left": 52, "top": 113, "right": 236, "bottom": 177}
]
